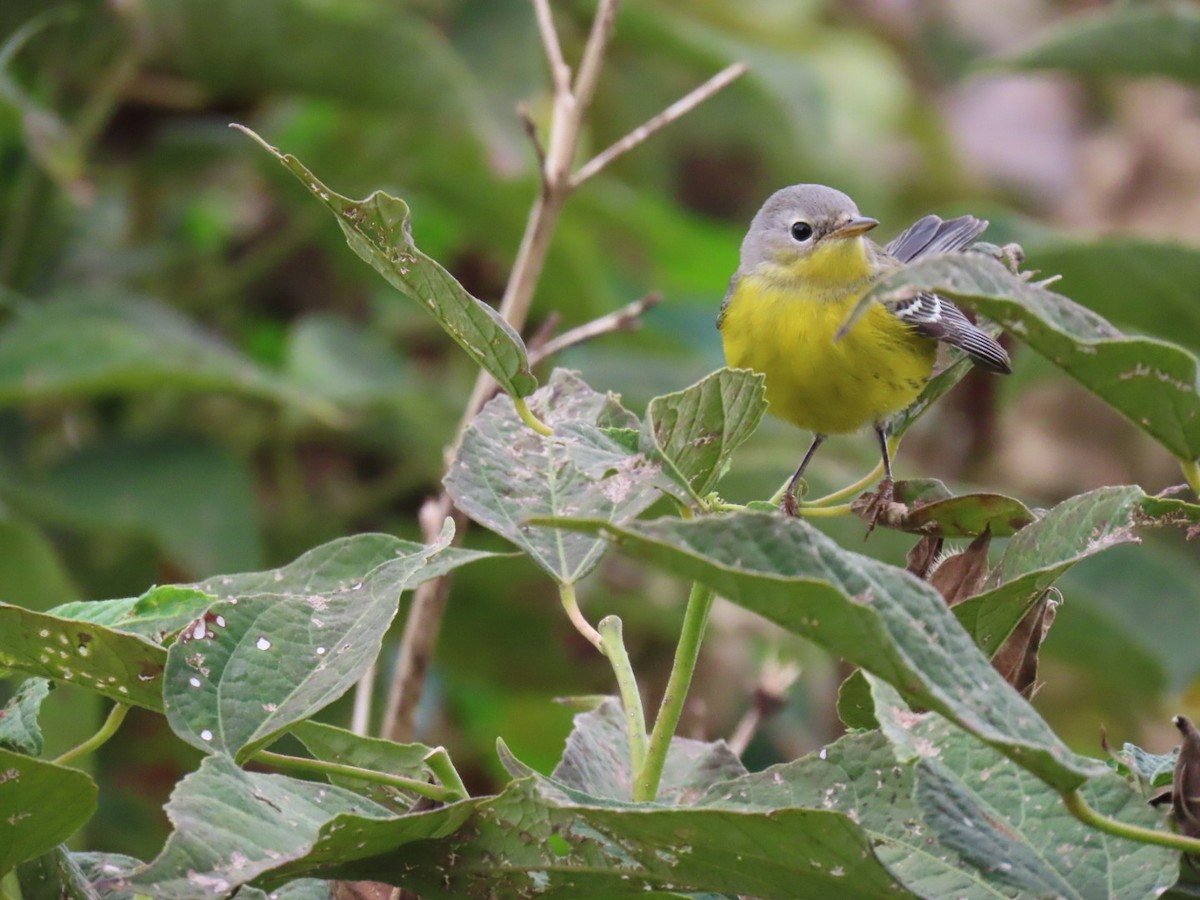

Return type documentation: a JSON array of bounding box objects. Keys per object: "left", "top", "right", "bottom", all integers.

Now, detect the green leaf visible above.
[
  {"left": 865, "top": 479, "right": 1036, "bottom": 538},
  {"left": 342, "top": 776, "right": 911, "bottom": 897},
  {"left": 128, "top": 755, "right": 397, "bottom": 899},
  {"left": 543, "top": 512, "right": 1100, "bottom": 791},
  {"left": 0, "top": 746, "right": 97, "bottom": 877},
  {"left": 52, "top": 587, "right": 217, "bottom": 643},
  {"left": 0, "top": 605, "right": 166, "bottom": 710},
  {"left": 0, "top": 677, "right": 51, "bottom": 755},
  {"left": 539, "top": 698, "right": 745, "bottom": 806},
  {"left": 290, "top": 721, "right": 435, "bottom": 813},
  {"left": 639, "top": 368, "right": 766, "bottom": 500},
  {"left": 446, "top": 370, "right": 665, "bottom": 584},
  {"left": 3, "top": 437, "right": 264, "bottom": 576},
  {"left": 955, "top": 486, "right": 1200, "bottom": 657},
  {"left": 238, "top": 126, "right": 536, "bottom": 398},
  {"left": 870, "top": 678, "right": 1178, "bottom": 899},
  {"left": 0, "top": 293, "right": 335, "bottom": 421},
  {"left": 1001, "top": 5, "right": 1200, "bottom": 85},
  {"left": 860, "top": 253, "right": 1200, "bottom": 462},
  {"left": 163, "top": 522, "right": 493, "bottom": 760}
]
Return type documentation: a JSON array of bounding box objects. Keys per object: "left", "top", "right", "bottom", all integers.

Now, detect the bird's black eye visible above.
[{"left": 790, "top": 221, "right": 814, "bottom": 242}]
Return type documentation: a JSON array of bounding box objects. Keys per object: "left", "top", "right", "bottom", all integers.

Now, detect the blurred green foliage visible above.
[{"left": 2, "top": 0, "right": 1200, "bottom": 861}]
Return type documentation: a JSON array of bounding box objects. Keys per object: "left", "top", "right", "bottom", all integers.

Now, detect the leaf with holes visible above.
[
  {"left": 163, "top": 521, "right": 493, "bottom": 760},
  {"left": 0, "top": 605, "right": 166, "bottom": 710},
  {"left": 446, "top": 370, "right": 666, "bottom": 584},
  {"left": 238, "top": 126, "right": 536, "bottom": 398}
]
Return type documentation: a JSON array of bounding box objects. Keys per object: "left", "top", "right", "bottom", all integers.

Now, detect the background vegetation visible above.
[{"left": 2, "top": 0, "right": 1200, "bottom": 877}]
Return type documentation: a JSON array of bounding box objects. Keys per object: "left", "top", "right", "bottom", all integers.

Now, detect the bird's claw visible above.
[{"left": 860, "top": 477, "right": 895, "bottom": 539}]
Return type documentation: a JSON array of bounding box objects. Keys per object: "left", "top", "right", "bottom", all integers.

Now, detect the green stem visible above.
[
  {"left": 53, "top": 703, "right": 128, "bottom": 767},
  {"left": 795, "top": 501, "right": 854, "bottom": 518},
  {"left": 1061, "top": 788, "right": 1200, "bottom": 854},
  {"left": 559, "top": 581, "right": 602, "bottom": 648},
  {"left": 423, "top": 746, "right": 470, "bottom": 802},
  {"left": 514, "top": 395, "right": 553, "bottom": 436},
  {"left": 634, "top": 582, "right": 715, "bottom": 802},
  {"left": 1181, "top": 457, "right": 1200, "bottom": 496},
  {"left": 254, "top": 750, "right": 452, "bottom": 803},
  {"left": 598, "top": 615, "right": 648, "bottom": 779}
]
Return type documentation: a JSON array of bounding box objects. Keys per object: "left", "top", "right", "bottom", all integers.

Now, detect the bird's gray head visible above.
[{"left": 739, "top": 184, "right": 878, "bottom": 272}]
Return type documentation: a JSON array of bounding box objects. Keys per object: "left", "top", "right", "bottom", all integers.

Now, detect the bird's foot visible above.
[{"left": 860, "top": 477, "right": 895, "bottom": 539}]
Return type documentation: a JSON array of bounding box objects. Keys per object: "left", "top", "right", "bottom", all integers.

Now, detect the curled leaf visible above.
[
  {"left": 991, "top": 589, "right": 1059, "bottom": 699},
  {"left": 929, "top": 529, "right": 992, "bottom": 606}
]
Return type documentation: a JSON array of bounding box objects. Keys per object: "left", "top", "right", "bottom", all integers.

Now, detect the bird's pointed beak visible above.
[{"left": 830, "top": 216, "right": 879, "bottom": 239}]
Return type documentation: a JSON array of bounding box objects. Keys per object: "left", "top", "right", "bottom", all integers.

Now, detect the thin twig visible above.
[
  {"left": 573, "top": 0, "right": 620, "bottom": 110},
  {"left": 518, "top": 102, "right": 548, "bottom": 172},
  {"left": 532, "top": 0, "right": 571, "bottom": 93},
  {"left": 572, "top": 62, "right": 748, "bottom": 188},
  {"left": 529, "top": 293, "right": 660, "bottom": 366}
]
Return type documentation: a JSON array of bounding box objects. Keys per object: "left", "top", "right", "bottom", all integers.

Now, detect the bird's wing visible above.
[
  {"left": 882, "top": 213, "right": 1010, "bottom": 373},
  {"left": 886, "top": 214, "right": 989, "bottom": 262},
  {"left": 716, "top": 272, "right": 739, "bottom": 330},
  {"left": 887, "top": 293, "right": 1011, "bottom": 374}
]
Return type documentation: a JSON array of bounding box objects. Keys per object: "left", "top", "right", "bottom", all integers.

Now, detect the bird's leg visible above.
[
  {"left": 861, "top": 424, "right": 895, "bottom": 536},
  {"left": 781, "top": 434, "right": 825, "bottom": 516}
]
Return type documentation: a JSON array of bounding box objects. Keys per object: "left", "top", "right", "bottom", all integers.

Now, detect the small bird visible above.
[{"left": 718, "top": 184, "right": 1010, "bottom": 522}]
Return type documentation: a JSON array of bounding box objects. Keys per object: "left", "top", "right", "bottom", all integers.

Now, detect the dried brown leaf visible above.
[
  {"left": 929, "top": 528, "right": 992, "bottom": 606},
  {"left": 1172, "top": 714, "right": 1200, "bottom": 838}
]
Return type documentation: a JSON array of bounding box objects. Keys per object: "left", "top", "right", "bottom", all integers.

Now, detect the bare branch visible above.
[
  {"left": 382, "top": 3, "right": 735, "bottom": 744},
  {"left": 573, "top": 62, "right": 748, "bottom": 188},
  {"left": 532, "top": 0, "right": 571, "bottom": 94},
  {"left": 529, "top": 293, "right": 660, "bottom": 366},
  {"left": 573, "top": 0, "right": 621, "bottom": 108},
  {"left": 380, "top": 497, "right": 463, "bottom": 740}
]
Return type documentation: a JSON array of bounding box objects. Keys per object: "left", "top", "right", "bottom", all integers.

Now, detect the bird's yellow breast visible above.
[{"left": 720, "top": 274, "right": 936, "bottom": 435}]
